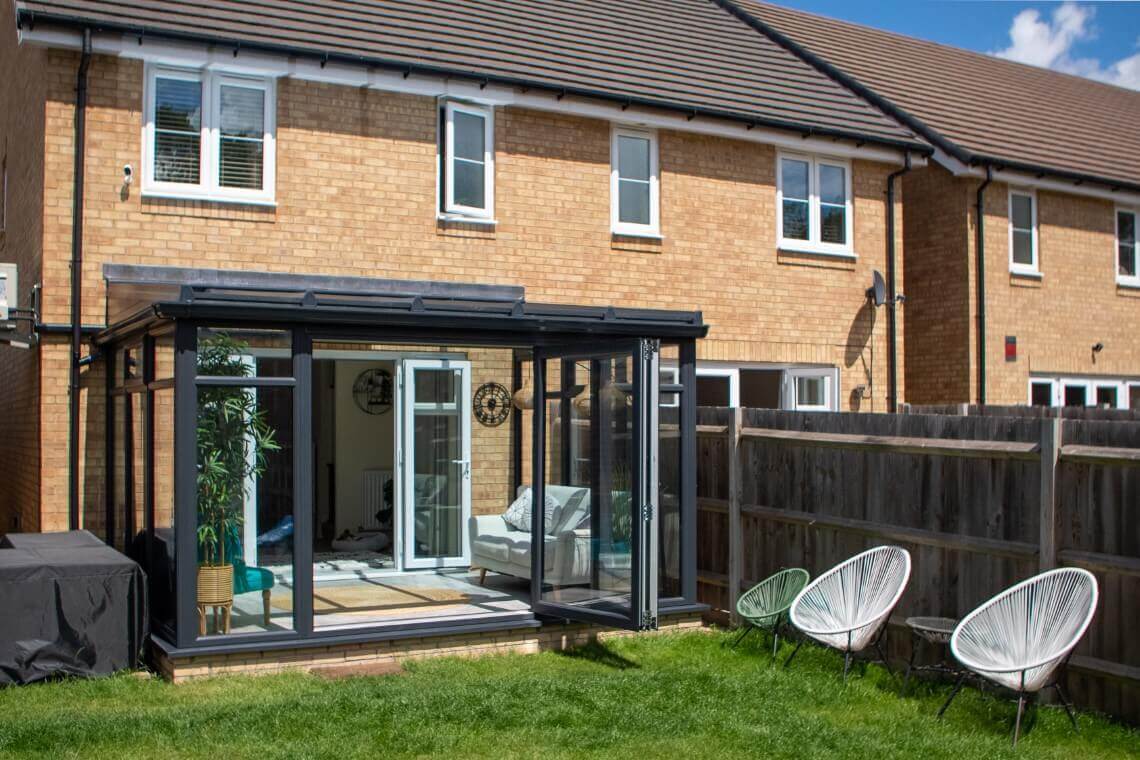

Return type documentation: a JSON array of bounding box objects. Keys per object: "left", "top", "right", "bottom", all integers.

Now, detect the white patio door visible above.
[{"left": 398, "top": 359, "right": 472, "bottom": 569}]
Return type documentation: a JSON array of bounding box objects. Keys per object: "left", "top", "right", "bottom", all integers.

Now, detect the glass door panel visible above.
[
  {"left": 532, "top": 342, "right": 658, "bottom": 630},
  {"left": 400, "top": 359, "right": 472, "bottom": 569}
]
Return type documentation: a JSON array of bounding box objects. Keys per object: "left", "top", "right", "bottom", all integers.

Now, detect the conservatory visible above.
[{"left": 95, "top": 265, "right": 705, "bottom": 656}]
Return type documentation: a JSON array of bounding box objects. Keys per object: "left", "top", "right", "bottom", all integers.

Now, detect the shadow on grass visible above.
[{"left": 555, "top": 639, "right": 641, "bottom": 670}]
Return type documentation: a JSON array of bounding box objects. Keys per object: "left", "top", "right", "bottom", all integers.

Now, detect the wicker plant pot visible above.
[{"left": 197, "top": 563, "right": 234, "bottom": 606}]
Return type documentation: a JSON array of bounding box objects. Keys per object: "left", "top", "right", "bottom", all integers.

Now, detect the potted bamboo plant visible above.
[{"left": 196, "top": 332, "right": 279, "bottom": 620}]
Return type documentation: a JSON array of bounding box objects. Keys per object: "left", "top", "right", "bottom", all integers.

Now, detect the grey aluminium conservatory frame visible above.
[{"left": 96, "top": 267, "right": 705, "bottom": 654}]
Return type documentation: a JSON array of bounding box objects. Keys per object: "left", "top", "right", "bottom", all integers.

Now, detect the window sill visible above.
[
  {"left": 611, "top": 229, "right": 662, "bottom": 241},
  {"left": 1116, "top": 277, "right": 1140, "bottom": 290},
  {"left": 437, "top": 214, "right": 497, "bottom": 227},
  {"left": 777, "top": 242, "right": 856, "bottom": 260},
  {"left": 1009, "top": 267, "right": 1042, "bottom": 280},
  {"left": 141, "top": 190, "right": 277, "bottom": 208}
]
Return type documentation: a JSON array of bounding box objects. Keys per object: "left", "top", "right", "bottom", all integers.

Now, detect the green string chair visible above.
[{"left": 730, "top": 568, "right": 810, "bottom": 656}]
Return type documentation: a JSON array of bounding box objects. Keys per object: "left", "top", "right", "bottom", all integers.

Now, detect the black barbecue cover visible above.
[{"left": 0, "top": 530, "right": 148, "bottom": 684}]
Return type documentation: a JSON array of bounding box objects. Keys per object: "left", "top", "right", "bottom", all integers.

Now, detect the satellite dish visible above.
[{"left": 866, "top": 270, "right": 887, "bottom": 307}]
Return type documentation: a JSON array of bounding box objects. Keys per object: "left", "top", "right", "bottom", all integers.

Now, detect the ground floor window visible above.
[
  {"left": 679, "top": 363, "right": 839, "bottom": 411},
  {"left": 1028, "top": 375, "right": 1140, "bottom": 410}
]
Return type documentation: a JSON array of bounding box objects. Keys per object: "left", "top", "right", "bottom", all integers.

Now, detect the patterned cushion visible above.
[{"left": 502, "top": 487, "right": 562, "bottom": 533}]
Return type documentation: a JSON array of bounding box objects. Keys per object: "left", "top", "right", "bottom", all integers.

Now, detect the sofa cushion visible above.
[
  {"left": 550, "top": 487, "right": 591, "bottom": 534},
  {"left": 472, "top": 535, "right": 512, "bottom": 564},
  {"left": 502, "top": 487, "right": 562, "bottom": 534}
]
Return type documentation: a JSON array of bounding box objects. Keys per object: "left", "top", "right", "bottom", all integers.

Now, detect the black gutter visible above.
[
  {"left": 885, "top": 153, "right": 912, "bottom": 413},
  {"left": 15, "top": 11, "right": 930, "bottom": 156},
  {"left": 975, "top": 166, "right": 993, "bottom": 406},
  {"left": 717, "top": 0, "right": 1140, "bottom": 198},
  {"left": 68, "top": 28, "right": 91, "bottom": 531}
]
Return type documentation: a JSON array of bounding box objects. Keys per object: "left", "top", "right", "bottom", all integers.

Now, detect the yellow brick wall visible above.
[
  {"left": 29, "top": 49, "right": 902, "bottom": 525},
  {"left": 903, "top": 163, "right": 1139, "bottom": 406},
  {"left": 0, "top": 1, "right": 46, "bottom": 532}
]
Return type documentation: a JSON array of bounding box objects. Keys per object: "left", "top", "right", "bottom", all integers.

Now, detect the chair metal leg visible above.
[
  {"left": 902, "top": 638, "right": 919, "bottom": 696},
  {"left": 1012, "top": 694, "right": 1026, "bottom": 748},
  {"left": 843, "top": 650, "right": 853, "bottom": 684},
  {"left": 771, "top": 622, "right": 781, "bottom": 659},
  {"left": 729, "top": 625, "right": 754, "bottom": 649},
  {"left": 784, "top": 639, "right": 804, "bottom": 667},
  {"left": 937, "top": 673, "right": 967, "bottom": 719},
  {"left": 1055, "top": 682, "right": 1079, "bottom": 732},
  {"left": 874, "top": 638, "right": 895, "bottom": 679}
]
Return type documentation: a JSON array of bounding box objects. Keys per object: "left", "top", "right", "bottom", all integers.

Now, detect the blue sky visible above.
[{"left": 778, "top": 1, "right": 1140, "bottom": 89}]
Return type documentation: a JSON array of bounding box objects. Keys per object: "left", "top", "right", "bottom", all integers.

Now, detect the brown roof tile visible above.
[
  {"left": 735, "top": 1, "right": 1140, "bottom": 190},
  {"left": 14, "top": 0, "right": 925, "bottom": 150}
]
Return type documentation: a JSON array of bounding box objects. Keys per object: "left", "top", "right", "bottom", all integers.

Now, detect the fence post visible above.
[
  {"left": 1039, "top": 418, "right": 1061, "bottom": 571},
  {"left": 728, "top": 406, "right": 743, "bottom": 625}
]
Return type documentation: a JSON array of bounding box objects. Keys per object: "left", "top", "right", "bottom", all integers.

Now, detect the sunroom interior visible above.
[{"left": 96, "top": 265, "right": 704, "bottom": 654}]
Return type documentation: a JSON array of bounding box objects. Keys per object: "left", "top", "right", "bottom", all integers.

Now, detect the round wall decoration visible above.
[
  {"left": 473, "top": 382, "right": 512, "bottom": 426},
  {"left": 352, "top": 368, "right": 393, "bottom": 415}
]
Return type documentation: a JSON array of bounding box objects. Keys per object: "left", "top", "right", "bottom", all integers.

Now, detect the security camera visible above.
[{"left": 123, "top": 164, "right": 133, "bottom": 185}]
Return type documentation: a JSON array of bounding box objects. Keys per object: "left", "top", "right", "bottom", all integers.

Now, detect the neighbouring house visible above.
[
  {"left": 736, "top": 1, "right": 1140, "bottom": 410},
  {"left": 0, "top": 0, "right": 926, "bottom": 678}
]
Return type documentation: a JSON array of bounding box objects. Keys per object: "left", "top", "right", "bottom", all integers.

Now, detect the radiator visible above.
[{"left": 360, "top": 469, "right": 392, "bottom": 530}]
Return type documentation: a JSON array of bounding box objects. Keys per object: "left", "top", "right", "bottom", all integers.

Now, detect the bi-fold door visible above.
[{"left": 530, "top": 340, "right": 660, "bottom": 631}]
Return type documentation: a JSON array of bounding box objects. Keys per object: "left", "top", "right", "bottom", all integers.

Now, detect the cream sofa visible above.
[{"left": 469, "top": 485, "right": 591, "bottom": 585}]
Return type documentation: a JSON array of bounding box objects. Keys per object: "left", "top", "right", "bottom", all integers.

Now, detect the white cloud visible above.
[{"left": 991, "top": 2, "right": 1140, "bottom": 90}]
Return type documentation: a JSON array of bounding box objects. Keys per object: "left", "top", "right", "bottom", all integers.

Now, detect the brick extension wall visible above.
[
  {"left": 152, "top": 612, "right": 706, "bottom": 682},
  {"left": 5, "top": 46, "right": 907, "bottom": 529},
  {"left": 902, "top": 164, "right": 1139, "bottom": 405}
]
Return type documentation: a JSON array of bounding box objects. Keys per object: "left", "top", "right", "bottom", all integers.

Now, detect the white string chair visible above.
[
  {"left": 938, "top": 567, "right": 1098, "bottom": 747},
  {"left": 787, "top": 546, "right": 912, "bottom": 681}
]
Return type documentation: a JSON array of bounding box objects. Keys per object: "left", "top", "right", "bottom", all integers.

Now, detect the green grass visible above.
[{"left": 0, "top": 630, "right": 1135, "bottom": 759}]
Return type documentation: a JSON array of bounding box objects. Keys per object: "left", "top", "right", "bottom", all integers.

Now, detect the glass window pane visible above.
[
  {"left": 1063, "top": 385, "right": 1087, "bottom": 407},
  {"left": 196, "top": 384, "right": 294, "bottom": 636},
  {"left": 1012, "top": 230, "right": 1034, "bottom": 265},
  {"left": 796, "top": 376, "right": 826, "bottom": 408},
  {"left": 154, "top": 77, "right": 201, "bottom": 185},
  {"left": 619, "top": 179, "right": 650, "bottom": 225},
  {"left": 197, "top": 328, "right": 292, "bottom": 378},
  {"left": 781, "top": 158, "right": 809, "bottom": 200},
  {"left": 1096, "top": 386, "right": 1118, "bottom": 408},
  {"left": 1130, "top": 386, "right": 1140, "bottom": 411},
  {"left": 696, "top": 375, "right": 730, "bottom": 407},
  {"left": 820, "top": 205, "right": 846, "bottom": 245},
  {"left": 782, "top": 199, "right": 809, "bottom": 240},
  {"left": 452, "top": 159, "right": 486, "bottom": 209},
  {"left": 819, "top": 164, "right": 846, "bottom": 205},
  {"left": 453, "top": 111, "right": 485, "bottom": 161},
  {"left": 1121, "top": 245, "right": 1137, "bottom": 278},
  {"left": 1119, "top": 212, "right": 1136, "bottom": 244},
  {"left": 739, "top": 369, "right": 781, "bottom": 409},
  {"left": 219, "top": 85, "right": 264, "bottom": 137},
  {"left": 618, "top": 135, "right": 650, "bottom": 181},
  {"left": 659, "top": 397, "right": 681, "bottom": 598},
  {"left": 1011, "top": 193, "right": 1033, "bottom": 231},
  {"left": 219, "top": 138, "right": 263, "bottom": 190},
  {"left": 1030, "top": 382, "right": 1053, "bottom": 406}
]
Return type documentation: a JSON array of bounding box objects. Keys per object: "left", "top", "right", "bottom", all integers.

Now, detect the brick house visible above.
[
  {"left": 741, "top": 2, "right": 1140, "bottom": 409},
  {"left": 0, "top": 0, "right": 926, "bottom": 676}
]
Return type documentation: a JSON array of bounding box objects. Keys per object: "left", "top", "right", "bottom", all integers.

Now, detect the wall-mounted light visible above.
[{"left": 1092, "top": 342, "right": 1104, "bottom": 353}]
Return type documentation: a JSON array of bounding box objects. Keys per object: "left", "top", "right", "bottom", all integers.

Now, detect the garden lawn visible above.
[{"left": 0, "top": 630, "right": 1135, "bottom": 759}]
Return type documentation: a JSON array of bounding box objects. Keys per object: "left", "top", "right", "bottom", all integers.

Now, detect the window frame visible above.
[
  {"left": 776, "top": 151, "right": 854, "bottom": 258},
  {"left": 1116, "top": 208, "right": 1139, "bottom": 288},
  {"left": 440, "top": 101, "right": 495, "bottom": 221},
  {"left": 1028, "top": 377, "right": 1057, "bottom": 407},
  {"left": 0, "top": 152, "right": 7, "bottom": 232},
  {"left": 610, "top": 125, "right": 660, "bottom": 238},
  {"left": 1008, "top": 188, "right": 1039, "bottom": 276},
  {"left": 142, "top": 63, "right": 277, "bottom": 206},
  {"left": 787, "top": 369, "right": 835, "bottom": 412}
]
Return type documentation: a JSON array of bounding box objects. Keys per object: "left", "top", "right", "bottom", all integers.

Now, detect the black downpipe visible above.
[
  {"left": 885, "top": 153, "right": 912, "bottom": 413},
  {"left": 68, "top": 29, "right": 92, "bottom": 531},
  {"left": 975, "top": 166, "right": 994, "bottom": 406}
]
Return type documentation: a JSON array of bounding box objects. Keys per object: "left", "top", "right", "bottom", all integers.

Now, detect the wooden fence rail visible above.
[{"left": 695, "top": 407, "right": 1140, "bottom": 722}]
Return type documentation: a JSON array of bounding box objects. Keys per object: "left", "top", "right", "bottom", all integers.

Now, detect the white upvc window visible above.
[
  {"left": 143, "top": 64, "right": 276, "bottom": 205},
  {"left": 611, "top": 126, "right": 659, "bottom": 237},
  {"left": 1029, "top": 375, "right": 1136, "bottom": 409},
  {"left": 440, "top": 101, "right": 494, "bottom": 220},
  {"left": 787, "top": 369, "right": 834, "bottom": 412},
  {"left": 777, "top": 152, "right": 854, "bottom": 257},
  {"left": 1008, "top": 189, "right": 1039, "bottom": 275},
  {"left": 659, "top": 366, "right": 680, "bottom": 409},
  {"left": 1028, "top": 378, "right": 1056, "bottom": 407},
  {"left": 1129, "top": 382, "right": 1140, "bottom": 411},
  {"left": 1116, "top": 208, "right": 1138, "bottom": 288}
]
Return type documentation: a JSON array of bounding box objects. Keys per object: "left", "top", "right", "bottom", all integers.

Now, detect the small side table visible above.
[{"left": 902, "top": 616, "right": 959, "bottom": 696}]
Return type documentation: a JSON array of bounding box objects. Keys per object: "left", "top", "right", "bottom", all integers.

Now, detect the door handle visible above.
[{"left": 451, "top": 459, "right": 471, "bottom": 477}]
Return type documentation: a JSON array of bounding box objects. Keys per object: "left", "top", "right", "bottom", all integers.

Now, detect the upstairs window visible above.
[
  {"left": 1117, "top": 209, "right": 1137, "bottom": 287},
  {"left": 144, "top": 65, "right": 276, "bottom": 204},
  {"left": 777, "top": 153, "right": 852, "bottom": 256},
  {"left": 611, "top": 127, "right": 659, "bottom": 236},
  {"left": 440, "top": 101, "right": 494, "bottom": 220},
  {"left": 1009, "top": 190, "right": 1038, "bottom": 274}
]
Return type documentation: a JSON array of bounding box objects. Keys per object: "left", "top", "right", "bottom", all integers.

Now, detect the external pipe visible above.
[
  {"left": 68, "top": 28, "right": 92, "bottom": 531},
  {"left": 974, "top": 166, "right": 994, "bottom": 406},
  {"left": 885, "top": 153, "right": 912, "bottom": 413}
]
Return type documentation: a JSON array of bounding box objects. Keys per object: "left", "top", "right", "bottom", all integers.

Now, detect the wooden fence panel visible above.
[{"left": 695, "top": 407, "right": 1140, "bottom": 723}]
